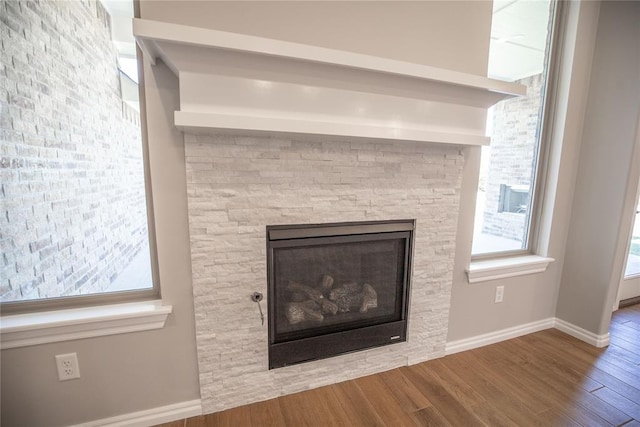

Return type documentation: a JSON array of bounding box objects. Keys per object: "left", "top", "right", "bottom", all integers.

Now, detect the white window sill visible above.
[
  {"left": 466, "top": 255, "right": 555, "bottom": 284},
  {"left": 0, "top": 300, "right": 172, "bottom": 350}
]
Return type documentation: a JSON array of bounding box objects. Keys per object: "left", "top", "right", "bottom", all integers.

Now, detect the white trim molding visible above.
[
  {"left": 0, "top": 300, "right": 172, "bottom": 349},
  {"left": 71, "top": 399, "right": 202, "bottom": 427},
  {"left": 174, "top": 111, "right": 491, "bottom": 147},
  {"left": 554, "top": 318, "right": 610, "bottom": 348},
  {"left": 445, "top": 317, "right": 610, "bottom": 356},
  {"left": 133, "top": 19, "right": 525, "bottom": 146},
  {"left": 445, "top": 318, "right": 556, "bottom": 355},
  {"left": 466, "top": 255, "right": 555, "bottom": 284}
]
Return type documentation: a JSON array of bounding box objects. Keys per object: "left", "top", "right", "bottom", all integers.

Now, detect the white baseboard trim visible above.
[
  {"left": 555, "top": 318, "right": 610, "bottom": 348},
  {"left": 72, "top": 399, "right": 202, "bottom": 427},
  {"left": 445, "top": 317, "right": 612, "bottom": 356},
  {"left": 445, "top": 318, "right": 556, "bottom": 356}
]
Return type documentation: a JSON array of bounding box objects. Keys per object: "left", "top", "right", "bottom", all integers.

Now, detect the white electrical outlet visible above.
[
  {"left": 56, "top": 353, "right": 80, "bottom": 381},
  {"left": 495, "top": 286, "right": 505, "bottom": 303}
]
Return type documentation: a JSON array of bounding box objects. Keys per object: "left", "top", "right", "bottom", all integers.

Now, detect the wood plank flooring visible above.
[{"left": 159, "top": 304, "right": 640, "bottom": 426}]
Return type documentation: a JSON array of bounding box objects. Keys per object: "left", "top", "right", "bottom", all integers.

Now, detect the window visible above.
[
  {"left": 472, "top": 0, "right": 558, "bottom": 256},
  {"left": 1, "top": 0, "right": 156, "bottom": 311}
]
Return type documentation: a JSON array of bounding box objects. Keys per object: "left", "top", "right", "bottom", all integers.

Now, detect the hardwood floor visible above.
[{"left": 159, "top": 304, "right": 640, "bottom": 426}]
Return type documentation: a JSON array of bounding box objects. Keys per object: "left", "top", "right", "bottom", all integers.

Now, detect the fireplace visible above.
[
  {"left": 267, "top": 220, "right": 414, "bottom": 369},
  {"left": 133, "top": 16, "right": 524, "bottom": 412}
]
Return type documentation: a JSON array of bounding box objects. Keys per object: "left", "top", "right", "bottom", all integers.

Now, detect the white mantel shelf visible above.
[{"left": 134, "top": 19, "right": 526, "bottom": 145}]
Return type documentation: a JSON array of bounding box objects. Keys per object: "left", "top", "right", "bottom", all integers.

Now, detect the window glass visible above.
[
  {"left": 472, "top": 0, "right": 555, "bottom": 255},
  {"left": 1, "top": 0, "right": 154, "bottom": 304},
  {"left": 625, "top": 200, "right": 640, "bottom": 278}
]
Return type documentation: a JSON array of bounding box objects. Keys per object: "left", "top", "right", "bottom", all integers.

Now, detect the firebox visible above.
[{"left": 267, "top": 220, "right": 414, "bottom": 369}]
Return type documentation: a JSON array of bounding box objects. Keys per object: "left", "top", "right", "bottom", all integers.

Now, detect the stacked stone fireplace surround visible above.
[{"left": 185, "top": 132, "right": 464, "bottom": 413}]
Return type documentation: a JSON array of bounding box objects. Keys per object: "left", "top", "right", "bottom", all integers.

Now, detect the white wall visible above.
[
  {"left": 140, "top": 0, "right": 491, "bottom": 74},
  {"left": 557, "top": 1, "right": 640, "bottom": 336}
]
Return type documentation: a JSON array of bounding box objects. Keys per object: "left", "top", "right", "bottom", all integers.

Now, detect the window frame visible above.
[
  {"left": 0, "top": 1, "right": 160, "bottom": 315},
  {"left": 471, "top": 0, "right": 564, "bottom": 261}
]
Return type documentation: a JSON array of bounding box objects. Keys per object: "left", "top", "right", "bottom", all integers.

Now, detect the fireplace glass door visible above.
[{"left": 267, "top": 220, "right": 414, "bottom": 368}]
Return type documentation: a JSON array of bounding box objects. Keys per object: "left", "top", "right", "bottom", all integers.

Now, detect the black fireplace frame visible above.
[{"left": 266, "top": 220, "right": 415, "bottom": 369}]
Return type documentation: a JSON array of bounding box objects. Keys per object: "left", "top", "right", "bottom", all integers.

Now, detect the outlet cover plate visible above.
[{"left": 56, "top": 353, "right": 80, "bottom": 381}]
